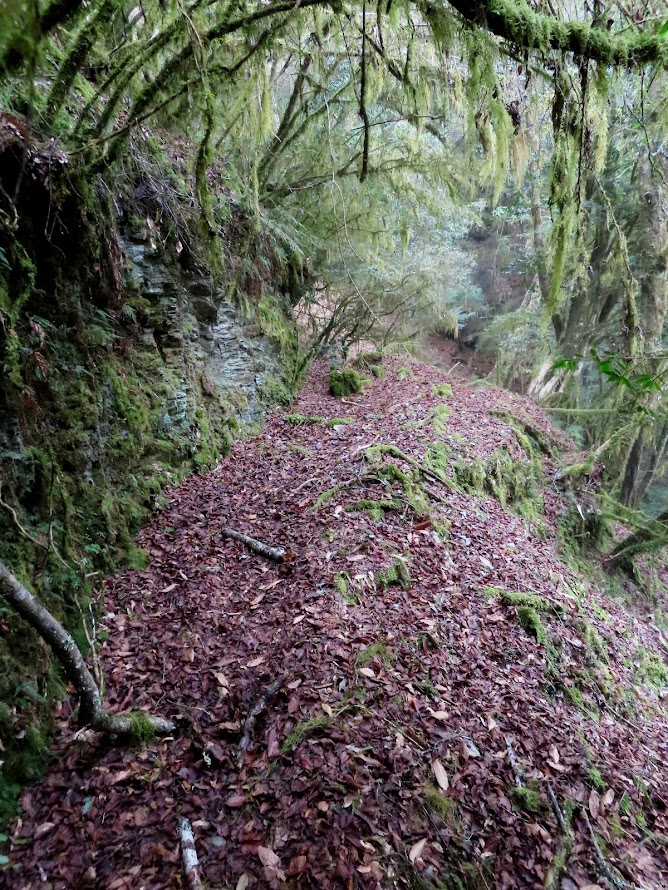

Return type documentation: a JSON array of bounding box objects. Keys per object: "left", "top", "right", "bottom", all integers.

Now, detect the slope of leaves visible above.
[{"left": 4, "top": 358, "right": 668, "bottom": 889}]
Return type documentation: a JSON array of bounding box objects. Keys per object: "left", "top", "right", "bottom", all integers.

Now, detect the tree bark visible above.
[{"left": 0, "top": 559, "right": 174, "bottom": 735}]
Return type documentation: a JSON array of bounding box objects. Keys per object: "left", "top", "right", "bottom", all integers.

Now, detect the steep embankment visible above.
[
  {"left": 4, "top": 357, "right": 668, "bottom": 890},
  {"left": 0, "top": 114, "right": 303, "bottom": 814}
]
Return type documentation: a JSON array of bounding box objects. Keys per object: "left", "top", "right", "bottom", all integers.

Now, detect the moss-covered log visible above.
[{"left": 447, "top": 0, "right": 668, "bottom": 67}]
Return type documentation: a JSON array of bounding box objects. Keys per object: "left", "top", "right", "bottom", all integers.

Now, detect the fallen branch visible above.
[
  {"left": 583, "top": 807, "right": 644, "bottom": 890},
  {"left": 221, "top": 528, "right": 285, "bottom": 562},
  {"left": 547, "top": 782, "right": 566, "bottom": 833},
  {"left": 177, "top": 816, "right": 204, "bottom": 890},
  {"left": 545, "top": 783, "right": 572, "bottom": 889},
  {"left": 505, "top": 736, "right": 523, "bottom": 787},
  {"left": 238, "top": 674, "right": 286, "bottom": 768},
  {"left": 0, "top": 559, "right": 174, "bottom": 736}
]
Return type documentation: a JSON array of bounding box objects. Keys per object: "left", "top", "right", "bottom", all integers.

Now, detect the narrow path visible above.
[{"left": 6, "top": 358, "right": 668, "bottom": 890}]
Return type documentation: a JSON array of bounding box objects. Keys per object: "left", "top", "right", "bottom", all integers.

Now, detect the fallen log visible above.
[
  {"left": 176, "top": 816, "right": 204, "bottom": 890},
  {"left": 221, "top": 528, "right": 285, "bottom": 562},
  {"left": 0, "top": 559, "right": 174, "bottom": 736}
]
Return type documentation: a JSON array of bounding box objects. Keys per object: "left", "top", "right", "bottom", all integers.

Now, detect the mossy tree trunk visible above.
[{"left": 0, "top": 559, "right": 174, "bottom": 736}]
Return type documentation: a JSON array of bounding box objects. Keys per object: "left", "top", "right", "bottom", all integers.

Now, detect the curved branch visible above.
[
  {"left": 444, "top": 0, "right": 668, "bottom": 67},
  {"left": 0, "top": 559, "right": 174, "bottom": 735}
]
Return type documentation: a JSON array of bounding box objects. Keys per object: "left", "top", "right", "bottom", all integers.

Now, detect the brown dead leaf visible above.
[
  {"left": 589, "top": 789, "right": 600, "bottom": 819},
  {"left": 432, "top": 760, "right": 449, "bottom": 792},
  {"left": 258, "top": 846, "right": 280, "bottom": 868},
  {"left": 409, "top": 838, "right": 427, "bottom": 864}
]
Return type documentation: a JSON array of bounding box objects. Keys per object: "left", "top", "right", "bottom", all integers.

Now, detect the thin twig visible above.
[{"left": 547, "top": 782, "right": 566, "bottom": 833}]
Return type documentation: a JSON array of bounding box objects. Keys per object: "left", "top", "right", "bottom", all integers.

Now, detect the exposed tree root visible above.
[{"left": 583, "top": 808, "right": 645, "bottom": 890}]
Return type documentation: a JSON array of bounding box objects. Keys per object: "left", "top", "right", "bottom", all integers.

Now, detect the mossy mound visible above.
[
  {"left": 376, "top": 559, "right": 411, "bottom": 591},
  {"left": 329, "top": 367, "right": 367, "bottom": 397}
]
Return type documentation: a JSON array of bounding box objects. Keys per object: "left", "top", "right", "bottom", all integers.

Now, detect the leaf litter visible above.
[{"left": 4, "top": 357, "right": 668, "bottom": 889}]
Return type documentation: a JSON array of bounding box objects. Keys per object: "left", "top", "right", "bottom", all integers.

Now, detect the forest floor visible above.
[{"left": 4, "top": 356, "right": 668, "bottom": 890}]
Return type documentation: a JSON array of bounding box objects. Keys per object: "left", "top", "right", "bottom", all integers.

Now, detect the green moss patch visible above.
[
  {"left": 353, "top": 350, "right": 383, "bottom": 368},
  {"left": 509, "top": 783, "right": 543, "bottom": 813},
  {"left": 329, "top": 367, "right": 367, "bottom": 397},
  {"left": 635, "top": 648, "right": 668, "bottom": 689},
  {"left": 281, "top": 710, "right": 346, "bottom": 754},
  {"left": 516, "top": 607, "right": 549, "bottom": 645},
  {"left": 356, "top": 641, "right": 393, "bottom": 667},
  {"left": 376, "top": 559, "right": 411, "bottom": 591},
  {"left": 346, "top": 498, "right": 402, "bottom": 521},
  {"left": 432, "top": 383, "right": 452, "bottom": 399},
  {"left": 284, "top": 414, "right": 324, "bottom": 426}
]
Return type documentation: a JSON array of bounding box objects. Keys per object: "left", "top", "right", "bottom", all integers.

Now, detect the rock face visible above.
[{"left": 122, "top": 236, "right": 287, "bottom": 425}]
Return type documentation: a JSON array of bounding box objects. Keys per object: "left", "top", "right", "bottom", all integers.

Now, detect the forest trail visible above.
[{"left": 6, "top": 358, "right": 668, "bottom": 890}]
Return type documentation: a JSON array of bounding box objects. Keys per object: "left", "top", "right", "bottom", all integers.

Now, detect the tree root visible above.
[
  {"left": 583, "top": 808, "right": 644, "bottom": 890},
  {"left": 221, "top": 527, "right": 285, "bottom": 562}
]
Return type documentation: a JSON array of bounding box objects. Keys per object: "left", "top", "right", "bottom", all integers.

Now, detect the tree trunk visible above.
[{"left": 0, "top": 559, "right": 174, "bottom": 736}]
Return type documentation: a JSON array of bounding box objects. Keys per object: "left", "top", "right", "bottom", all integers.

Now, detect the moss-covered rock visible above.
[
  {"left": 376, "top": 559, "right": 411, "bottom": 591},
  {"left": 329, "top": 367, "right": 367, "bottom": 397}
]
